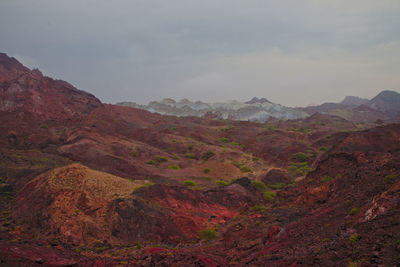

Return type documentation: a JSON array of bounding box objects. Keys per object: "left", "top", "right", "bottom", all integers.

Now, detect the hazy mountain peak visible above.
[
  {"left": 340, "top": 96, "right": 369, "bottom": 106},
  {"left": 245, "top": 97, "right": 272, "bottom": 104}
]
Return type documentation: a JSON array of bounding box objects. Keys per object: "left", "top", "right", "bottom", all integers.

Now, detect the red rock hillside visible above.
[{"left": 0, "top": 53, "right": 399, "bottom": 266}]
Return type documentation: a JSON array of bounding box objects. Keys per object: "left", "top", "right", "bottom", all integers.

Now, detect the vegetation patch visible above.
[
  {"left": 286, "top": 128, "right": 311, "bottom": 135},
  {"left": 218, "top": 137, "right": 229, "bottom": 143},
  {"left": 349, "top": 208, "right": 359, "bottom": 216},
  {"left": 252, "top": 180, "right": 267, "bottom": 191},
  {"left": 216, "top": 180, "right": 229, "bottom": 186},
  {"left": 184, "top": 153, "right": 196, "bottom": 159},
  {"left": 202, "top": 151, "right": 215, "bottom": 161},
  {"left": 183, "top": 180, "right": 197, "bottom": 187},
  {"left": 263, "top": 191, "right": 276, "bottom": 201},
  {"left": 267, "top": 183, "right": 287, "bottom": 190},
  {"left": 251, "top": 205, "right": 266, "bottom": 212},
  {"left": 203, "top": 168, "right": 210, "bottom": 174},
  {"left": 167, "top": 164, "right": 180, "bottom": 170},
  {"left": 154, "top": 156, "right": 168, "bottom": 164},
  {"left": 288, "top": 161, "right": 313, "bottom": 176},
  {"left": 384, "top": 174, "right": 397, "bottom": 183},
  {"left": 292, "top": 152, "right": 309, "bottom": 162},
  {"left": 199, "top": 228, "right": 218, "bottom": 241},
  {"left": 349, "top": 233, "right": 359, "bottom": 242},
  {"left": 239, "top": 166, "right": 252, "bottom": 173},
  {"left": 146, "top": 160, "right": 156, "bottom": 165},
  {"left": 322, "top": 176, "right": 334, "bottom": 183}
]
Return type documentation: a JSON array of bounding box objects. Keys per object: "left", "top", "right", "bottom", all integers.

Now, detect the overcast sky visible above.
[{"left": 1, "top": 0, "right": 399, "bottom": 106}]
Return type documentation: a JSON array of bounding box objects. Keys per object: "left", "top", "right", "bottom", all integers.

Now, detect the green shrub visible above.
[
  {"left": 146, "top": 160, "right": 156, "bottom": 165},
  {"left": 349, "top": 208, "right": 359, "bottom": 215},
  {"left": 183, "top": 180, "right": 197, "bottom": 187},
  {"left": 252, "top": 157, "right": 259, "bottom": 161},
  {"left": 292, "top": 152, "right": 309, "bottom": 162},
  {"left": 322, "top": 176, "right": 334, "bottom": 183},
  {"left": 239, "top": 166, "right": 252, "bottom": 173},
  {"left": 264, "top": 124, "right": 276, "bottom": 130},
  {"left": 154, "top": 155, "right": 168, "bottom": 163},
  {"left": 319, "top": 146, "right": 329, "bottom": 151},
  {"left": 203, "top": 168, "right": 211, "bottom": 174},
  {"left": 267, "top": 183, "right": 287, "bottom": 190},
  {"left": 384, "top": 174, "right": 397, "bottom": 182},
  {"left": 288, "top": 161, "right": 312, "bottom": 176},
  {"left": 286, "top": 128, "right": 311, "bottom": 135},
  {"left": 252, "top": 180, "right": 267, "bottom": 191},
  {"left": 263, "top": 191, "right": 276, "bottom": 201},
  {"left": 218, "top": 137, "right": 229, "bottom": 143},
  {"left": 216, "top": 180, "right": 229, "bottom": 186},
  {"left": 349, "top": 233, "right": 359, "bottom": 242},
  {"left": 184, "top": 153, "right": 196, "bottom": 159},
  {"left": 202, "top": 151, "right": 215, "bottom": 161},
  {"left": 251, "top": 205, "right": 266, "bottom": 212},
  {"left": 168, "top": 164, "right": 180, "bottom": 170},
  {"left": 199, "top": 228, "right": 218, "bottom": 241},
  {"left": 229, "top": 141, "right": 243, "bottom": 148}
]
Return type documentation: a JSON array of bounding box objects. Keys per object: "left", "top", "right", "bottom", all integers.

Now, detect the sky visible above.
[{"left": 0, "top": 0, "right": 399, "bottom": 107}]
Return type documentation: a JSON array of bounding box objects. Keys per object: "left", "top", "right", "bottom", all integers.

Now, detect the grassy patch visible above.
[
  {"left": 183, "top": 180, "right": 197, "bottom": 187},
  {"left": 202, "top": 151, "right": 215, "bottom": 161},
  {"left": 251, "top": 205, "right": 266, "bottom": 212},
  {"left": 218, "top": 137, "right": 229, "bottom": 143},
  {"left": 288, "top": 161, "right": 313, "bottom": 176},
  {"left": 167, "top": 164, "right": 180, "bottom": 170},
  {"left": 349, "top": 233, "right": 359, "bottom": 242},
  {"left": 263, "top": 191, "right": 276, "bottom": 201},
  {"left": 239, "top": 166, "right": 252, "bottom": 173},
  {"left": 184, "top": 153, "right": 196, "bottom": 159},
  {"left": 286, "top": 128, "right": 311, "bottom": 135},
  {"left": 216, "top": 180, "right": 229, "bottom": 186},
  {"left": 384, "top": 174, "right": 397, "bottom": 183},
  {"left": 349, "top": 208, "right": 359, "bottom": 216},
  {"left": 292, "top": 152, "right": 309, "bottom": 162},
  {"left": 203, "top": 168, "right": 210, "bottom": 174},
  {"left": 154, "top": 156, "right": 168, "bottom": 163},
  {"left": 252, "top": 180, "right": 267, "bottom": 191},
  {"left": 199, "top": 228, "right": 218, "bottom": 241},
  {"left": 267, "top": 183, "right": 287, "bottom": 190},
  {"left": 322, "top": 176, "right": 334, "bottom": 183}
]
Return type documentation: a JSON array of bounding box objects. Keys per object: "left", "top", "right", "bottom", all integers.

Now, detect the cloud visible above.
[{"left": 0, "top": 0, "right": 399, "bottom": 105}]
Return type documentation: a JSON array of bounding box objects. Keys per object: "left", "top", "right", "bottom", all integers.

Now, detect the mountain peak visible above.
[
  {"left": 245, "top": 97, "right": 272, "bottom": 104},
  {"left": 340, "top": 96, "right": 369, "bottom": 106},
  {"left": 0, "top": 53, "right": 29, "bottom": 72}
]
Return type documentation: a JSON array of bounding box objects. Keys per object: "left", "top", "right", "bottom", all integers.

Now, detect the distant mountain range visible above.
[
  {"left": 117, "top": 91, "right": 400, "bottom": 123},
  {"left": 300, "top": 90, "right": 400, "bottom": 123},
  {"left": 117, "top": 97, "right": 308, "bottom": 122}
]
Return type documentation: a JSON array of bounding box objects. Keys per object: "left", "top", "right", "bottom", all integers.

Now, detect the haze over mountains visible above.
[{"left": 117, "top": 90, "right": 400, "bottom": 123}]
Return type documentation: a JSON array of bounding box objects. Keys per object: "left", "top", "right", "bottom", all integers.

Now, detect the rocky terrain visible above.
[
  {"left": 301, "top": 91, "right": 400, "bottom": 123},
  {"left": 117, "top": 97, "right": 308, "bottom": 122},
  {"left": 0, "top": 53, "right": 399, "bottom": 266}
]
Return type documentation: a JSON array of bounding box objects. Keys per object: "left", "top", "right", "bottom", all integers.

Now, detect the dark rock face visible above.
[
  {"left": 109, "top": 198, "right": 184, "bottom": 243},
  {"left": 262, "top": 169, "right": 291, "bottom": 185}
]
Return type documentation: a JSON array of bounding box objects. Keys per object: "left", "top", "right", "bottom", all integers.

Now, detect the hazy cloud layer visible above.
[{"left": 1, "top": 0, "right": 399, "bottom": 106}]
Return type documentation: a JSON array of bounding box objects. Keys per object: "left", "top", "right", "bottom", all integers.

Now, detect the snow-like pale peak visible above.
[{"left": 117, "top": 98, "right": 308, "bottom": 122}]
